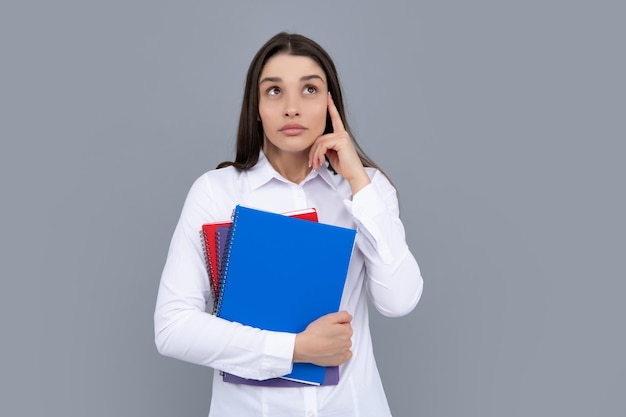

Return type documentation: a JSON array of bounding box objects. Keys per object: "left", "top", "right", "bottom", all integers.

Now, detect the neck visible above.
[{"left": 263, "top": 145, "right": 312, "bottom": 184}]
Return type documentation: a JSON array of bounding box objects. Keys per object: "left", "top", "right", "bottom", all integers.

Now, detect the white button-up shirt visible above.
[{"left": 155, "top": 151, "right": 423, "bottom": 417}]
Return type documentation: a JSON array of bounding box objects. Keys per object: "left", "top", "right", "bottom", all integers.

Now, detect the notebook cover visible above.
[{"left": 217, "top": 205, "right": 356, "bottom": 385}]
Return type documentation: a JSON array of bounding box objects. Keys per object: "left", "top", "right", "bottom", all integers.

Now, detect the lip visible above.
[{"left": 279, "top": 123, "right": 307, "bottom": 136}]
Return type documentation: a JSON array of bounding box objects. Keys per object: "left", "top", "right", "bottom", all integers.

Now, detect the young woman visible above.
[{"left": 155, "top": 32, "right": 423, "bottom": 417}]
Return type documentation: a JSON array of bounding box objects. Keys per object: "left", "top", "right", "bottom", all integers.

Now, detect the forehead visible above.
[{"left": 260, "top": 54, "right": 326, "bottom": 82}]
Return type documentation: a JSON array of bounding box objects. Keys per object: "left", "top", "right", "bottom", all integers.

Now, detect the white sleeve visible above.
[
  {"left": 154, "top": 176, "right": 295, "bottom": 380},
  {"left": 344, "top": 171, "right": 424, "bottom": 317}
]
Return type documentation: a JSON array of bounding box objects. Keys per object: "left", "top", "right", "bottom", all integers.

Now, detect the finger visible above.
[
  {"left": 309, "top": 138, "right": 330, "bottom": 170},
  {"left": 327, "top": 92, "right": 346, "bottom": 133},
  {"left": 308, "top": 140, "right": 323, "bottom": 170},
  {"left": 308, "top": 143, "right": 322, "bottom": 170},
  {"left": 333, "top": 310, "right": 353, "bottom": 323}
]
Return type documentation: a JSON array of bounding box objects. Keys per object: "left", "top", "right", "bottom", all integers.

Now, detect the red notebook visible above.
[{"left": 200, "top": 221, "right": 231, "bottom": 312}]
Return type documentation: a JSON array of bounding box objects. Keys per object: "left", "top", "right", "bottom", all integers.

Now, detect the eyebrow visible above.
[{"left": 259, "top": 74, "right": 326, "bottom": 85}]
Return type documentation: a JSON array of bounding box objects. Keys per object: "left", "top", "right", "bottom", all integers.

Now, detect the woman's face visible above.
[{"left": 258, "top": 53, "right": 328, "bottom": 156}]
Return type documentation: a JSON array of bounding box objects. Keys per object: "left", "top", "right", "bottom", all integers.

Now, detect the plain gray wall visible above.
[{"left": 2, "top": 1, "right": 624, "bottom": 416}]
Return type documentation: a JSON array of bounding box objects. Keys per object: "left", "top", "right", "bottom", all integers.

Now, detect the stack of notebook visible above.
[{"left": 201, "top": 205, "right": 356, "bottom": 386}]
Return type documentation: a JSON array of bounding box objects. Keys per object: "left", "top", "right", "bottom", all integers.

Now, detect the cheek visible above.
[
  {"left": 312, "top": 105, "right": 328, "bottom": 132},
  {"left": 303, "top": 99, "right": 327, "bottom": 119},
  {"left": 258, "top": 102, "right": 277, "bottom": 124}
]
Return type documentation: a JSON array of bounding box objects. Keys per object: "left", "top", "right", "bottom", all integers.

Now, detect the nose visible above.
[{"left": 284, "top": 93, "right": 300, "bottom": 118}]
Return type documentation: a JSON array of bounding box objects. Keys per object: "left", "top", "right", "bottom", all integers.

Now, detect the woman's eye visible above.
[
  {"left": 304, "top": 85, "right": 317, "bottom": 94},
  {"left": 267, "top": 87, "right": 281, "bottom": 96}
]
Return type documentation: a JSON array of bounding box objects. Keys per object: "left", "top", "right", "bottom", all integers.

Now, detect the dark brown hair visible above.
[{"left": 217, "top": 32, "right": 384, "bottom": 175}]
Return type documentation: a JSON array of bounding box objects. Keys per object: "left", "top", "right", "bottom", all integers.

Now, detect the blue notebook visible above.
[
  {"left": 216, "top": 205, "right": 356, "bottom": 385},
  {"left": 217, "top": 224, "right": 340, "bottom": 387}
]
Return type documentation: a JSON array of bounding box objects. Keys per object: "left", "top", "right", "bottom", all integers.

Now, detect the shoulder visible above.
[
  {"left": 189, "top": 166, "right": 241, "bottom": 194},
  {"left": 203, "top": 165, "right": 241, "bottom": 182},
  {"left": 182, "top": 166, "right": 244, "bottom": 223}
]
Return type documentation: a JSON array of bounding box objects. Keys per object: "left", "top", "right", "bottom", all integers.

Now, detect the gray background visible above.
[{"left": 2, "top": 1, "right": 624, "bottom": 416}]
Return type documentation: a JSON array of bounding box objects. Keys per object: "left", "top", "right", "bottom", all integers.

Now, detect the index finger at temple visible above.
[{"left": 328, "top": 92, "right": 345, "bottom": 132}]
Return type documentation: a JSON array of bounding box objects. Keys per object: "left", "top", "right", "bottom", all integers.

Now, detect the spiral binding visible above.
[
  {"left": 215, "top": 228, "right": 225, "bottom": 286},
  {"left": 216, "top": 207, "right": 240, "bottom": 316},
  {"left": 200, "top": 229, "right": 214, "bottom": 289}
]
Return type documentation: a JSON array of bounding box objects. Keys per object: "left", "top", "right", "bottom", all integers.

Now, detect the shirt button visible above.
[{"left": 293, "top": 187, "right": 306, "bottom": 205}]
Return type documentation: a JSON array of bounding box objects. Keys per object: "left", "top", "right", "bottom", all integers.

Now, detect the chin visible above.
[{"left": 265, "top": 138, "right": 315, "bottom": 154}]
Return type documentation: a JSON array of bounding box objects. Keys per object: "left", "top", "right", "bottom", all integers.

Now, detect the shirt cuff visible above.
[{"left": 261, "top": 330, "right": 296, "bottom": 379}]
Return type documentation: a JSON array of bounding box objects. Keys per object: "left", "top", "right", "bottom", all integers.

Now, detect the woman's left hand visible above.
[{"left": 308, "top": 93, "right": 371, "bottom": 195}]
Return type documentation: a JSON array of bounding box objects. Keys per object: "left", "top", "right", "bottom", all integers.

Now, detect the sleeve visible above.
[
  {"left": 154, "top": 175, "right": 295, "bottom": 380},
  {"left": 343, "top": 170, "right": 424, "bottom": 317}
]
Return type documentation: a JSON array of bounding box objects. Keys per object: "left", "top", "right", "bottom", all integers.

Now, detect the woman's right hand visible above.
[{"left": 293, "top": 311, "right": 353, "bottom": 366}]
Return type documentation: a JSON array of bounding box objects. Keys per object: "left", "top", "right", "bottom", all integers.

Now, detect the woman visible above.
[{"left": 155, "top": 32, "right": 423, "bottom": 417}]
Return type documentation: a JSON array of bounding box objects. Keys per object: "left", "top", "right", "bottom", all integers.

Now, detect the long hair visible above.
[{"left": 217, "top": 32, "right": 384, "bottom": 175}]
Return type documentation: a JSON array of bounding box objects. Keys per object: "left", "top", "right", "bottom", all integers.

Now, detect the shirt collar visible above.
[
  {"left": 248, "top": 151, "right": 338, "bottom": 191},
  {"left": 314, "top": 161, "right": 338, "bottom": 191},
  {"left": 247, "top": 151, "right": 277, "bottom": 190}
]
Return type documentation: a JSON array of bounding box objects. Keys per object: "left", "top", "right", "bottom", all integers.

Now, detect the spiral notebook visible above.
[
  {"left": 216, "top": 205, "right": 356, "bottom": 385},
  {"left": 216, "top": 227, "right": 339, "bottom": 387}
]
